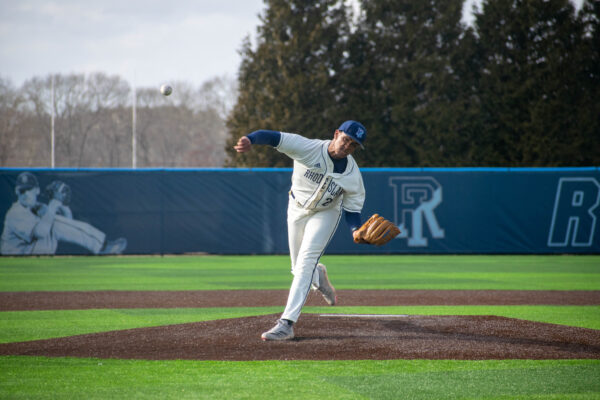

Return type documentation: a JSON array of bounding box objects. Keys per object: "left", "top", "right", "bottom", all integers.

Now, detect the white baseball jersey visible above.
[
  {"left": 276, "top": 132, "right": 365, "bottom": 213},
  {"left": 272, "top": 132, "right": 365, "bottom": 323}
]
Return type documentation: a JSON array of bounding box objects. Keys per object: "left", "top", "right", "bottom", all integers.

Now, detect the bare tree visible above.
[
  {"left": 1, "top": 73, "right": 236, "bottom": 168},
  {"left": 19, "top": 73, "right": 123, "bottom": 167},
  {"left": 195, "top": 75, "right": 238, "bottom": 119},
  {"left": 75, "top": 73, "right": 130, "bottom": 166},
  {"left": 135, "top": 79, "right": 231, "bottom": 167},
  {"left": 0, "top": 78, "right": 26, "bottom": 165}
]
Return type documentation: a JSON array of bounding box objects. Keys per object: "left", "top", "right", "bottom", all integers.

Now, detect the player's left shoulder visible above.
[{"left": 345, "top": 154, "right": 362, "bottom": 174}]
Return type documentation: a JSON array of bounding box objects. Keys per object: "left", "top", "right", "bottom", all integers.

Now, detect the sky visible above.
[
  {"left": 0, "top": 0, "right": 585, "bottom": 90},
  {"left": 0, "top": 0, "right": 266, "bottom": 88}
]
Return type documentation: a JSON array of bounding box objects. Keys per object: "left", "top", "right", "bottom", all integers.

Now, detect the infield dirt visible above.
[
  {"left": 1, "top": 314, "right": 600, "bottom": 361},
  {"left": 1, "top": 290, "right": 599, "bottom": 361},
  {"left": 2, "top": 289, "right": 599, "bottom": 311}
]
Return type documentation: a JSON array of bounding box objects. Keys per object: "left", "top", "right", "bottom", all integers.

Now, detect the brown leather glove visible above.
[{"left": 353, "top": 214, "right": 401, "bottom": 246}]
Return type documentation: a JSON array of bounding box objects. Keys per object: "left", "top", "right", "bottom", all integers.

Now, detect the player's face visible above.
[
  {"left": 18, "top": 187, "right": 39, "bottom": 208},
  {"left": 329, "top": 131, "right": 360, "bottom": 159}
]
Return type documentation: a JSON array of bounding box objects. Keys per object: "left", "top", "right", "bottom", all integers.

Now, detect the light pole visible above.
[
  {"left": 132, "top": 82, "right": 137, "bottom": 169},
  {"left": 51, "top": 75, "right": 55, "bottom": 168}
]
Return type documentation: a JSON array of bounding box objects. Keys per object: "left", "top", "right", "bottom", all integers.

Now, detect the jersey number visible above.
[{"left": 322, "top": 197, "right": 333, "bottom": 206}]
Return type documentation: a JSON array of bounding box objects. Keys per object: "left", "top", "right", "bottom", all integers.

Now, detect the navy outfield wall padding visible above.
[{"left": 1, "top": 168, "right": 599, "bottom": 255}]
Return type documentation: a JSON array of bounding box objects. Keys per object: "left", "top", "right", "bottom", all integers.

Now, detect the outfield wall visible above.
[{"left": 1, "top": 168, "right": 599, "bottom": 255}]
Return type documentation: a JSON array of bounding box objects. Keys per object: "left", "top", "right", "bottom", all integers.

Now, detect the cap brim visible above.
[{"left": 17, "top": 185, "right": 36, "bottom": 193}]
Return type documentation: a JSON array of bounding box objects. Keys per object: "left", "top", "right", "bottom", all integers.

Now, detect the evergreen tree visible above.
[
  {"left": 338, "top": 0, "right": 470, "bottom": 166},
  {"left": 473, "top": 0, "right": 599, "bottom": 166},
  {"left": 225, "top": 0, "right": 598, "bottom": 167},
  {"left": 567, "top": 0, "right": 600, "bottom": 165},
  {"left": 225, "top": 0, "right": 351, "bottom": 167},
  {"left": 405, "top": 2, "right": 484, "bottom": 166}
]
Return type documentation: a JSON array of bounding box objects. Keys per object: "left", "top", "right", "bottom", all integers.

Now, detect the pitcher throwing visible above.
[{"left": 235, "top": 120, "right": 379, "bottom": 341}]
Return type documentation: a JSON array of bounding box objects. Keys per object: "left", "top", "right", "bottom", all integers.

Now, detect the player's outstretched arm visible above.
[
  {"left": 234, "top": 136, "right": 252, "bottom": 153},
  {"left": 235, "top": 130, "right": 281, "bottom": 153}
]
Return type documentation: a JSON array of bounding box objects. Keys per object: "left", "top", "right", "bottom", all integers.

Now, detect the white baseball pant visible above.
[{"left": 280, "top": 196, "right": 342, "bottom": 322}]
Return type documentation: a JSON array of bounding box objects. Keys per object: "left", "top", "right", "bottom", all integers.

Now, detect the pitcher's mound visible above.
[{"left": 1, "top": 314, "right": 599, "bottom": 360}]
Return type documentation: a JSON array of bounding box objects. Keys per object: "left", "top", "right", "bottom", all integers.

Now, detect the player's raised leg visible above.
[
  {"left": 52, "top": 215, "right": 127, "bottom": 254},
  {"left": 313, "top": 263, "right": 337, "bottom": 305},
  {"left": 52, "top": 215, "right": 105, "bottom": 253}
]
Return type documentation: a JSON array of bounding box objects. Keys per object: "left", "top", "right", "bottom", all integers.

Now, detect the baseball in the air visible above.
[{"left": 160, "top": 84, "right": 173, "bottom": 96}]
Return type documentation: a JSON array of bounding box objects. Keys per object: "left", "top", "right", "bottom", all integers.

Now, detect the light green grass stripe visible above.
[
  {"left": 1, "top": 306, "right": 598, "bottom": 343},
  {"left": 1, "top": 357, "right": 599, "bottom": 399},
  {"left": 1, "top": 255, "right": 599, "bottom": 291}
]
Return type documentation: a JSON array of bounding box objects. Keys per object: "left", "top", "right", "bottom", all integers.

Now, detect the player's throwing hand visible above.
[{"left": 234, "top": 136, "right": 252, "bottom": 153}]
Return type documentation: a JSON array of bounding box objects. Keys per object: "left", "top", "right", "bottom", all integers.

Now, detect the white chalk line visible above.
[{"left": 318, "top": 314, "right": 409, "bottom": 318}]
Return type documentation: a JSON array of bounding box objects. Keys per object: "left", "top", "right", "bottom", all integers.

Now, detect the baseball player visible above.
[
  {"left": 1, "top": 172, "right": 127, "bottom": 255},
  {"left": 235, "top": 120, "right": 368, "bottom": 341}
]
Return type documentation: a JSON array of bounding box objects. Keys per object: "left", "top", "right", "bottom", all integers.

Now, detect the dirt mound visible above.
[{"left": 1, "top": 314, "right": 599, "bottom": 361}]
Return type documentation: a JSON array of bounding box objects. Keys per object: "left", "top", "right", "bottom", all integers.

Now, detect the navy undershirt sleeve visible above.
[
  {"left": 345, "top": 211, "right": 362, "bottom": 232},
  {"left": 247, "top": 130, "right": 281, "bottom": 147}
]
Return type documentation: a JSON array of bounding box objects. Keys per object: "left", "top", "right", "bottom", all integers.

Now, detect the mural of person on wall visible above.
[{"left": 1, "top": 172, "right": 127, "bottom": 255}]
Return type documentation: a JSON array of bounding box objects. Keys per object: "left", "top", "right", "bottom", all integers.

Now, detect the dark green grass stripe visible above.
[{"left": 1, "top": 357, "right": 599, "bottom": 400}]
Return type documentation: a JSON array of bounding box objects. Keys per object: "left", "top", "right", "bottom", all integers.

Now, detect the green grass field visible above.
[{"left": 1, "top": 255, "right": 599, "bottom": 399}]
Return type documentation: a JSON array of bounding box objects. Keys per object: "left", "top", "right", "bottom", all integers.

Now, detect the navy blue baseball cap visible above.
[{"left": 338, "top": 120, "right": 366, "bottom": 149}]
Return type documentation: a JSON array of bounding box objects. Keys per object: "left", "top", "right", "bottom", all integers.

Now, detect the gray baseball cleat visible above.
[
  {"left": 261, "top": 319, "right": 294, "bottom": 341},
  {"left": 315, "top": 263, "right": 337, "bottom": 305}
]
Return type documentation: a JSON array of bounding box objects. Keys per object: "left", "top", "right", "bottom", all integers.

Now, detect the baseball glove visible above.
[
  {"left": 353, "top": 214, "right": 400, "bottom": 246},
  {"left": 45, "top": 180, "right": 71, "bottom": 205}
]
